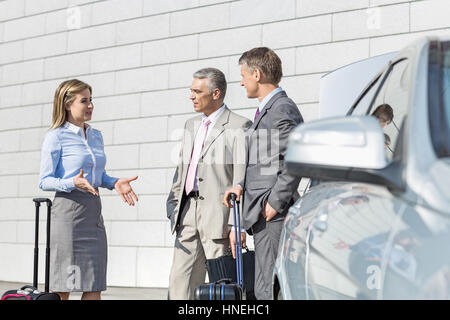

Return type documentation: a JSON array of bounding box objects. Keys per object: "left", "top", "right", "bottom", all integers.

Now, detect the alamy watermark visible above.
[
  {"left": 66, "top": 265, "right": 81, "bottom": 291},
  {"left": 66, "top": 6, "right": 81, "bottom": 30},
  {"left": 169, "top": 126, "right": 282, "bottom": 176},
  {"left": 366, "top": 264, "right": 381, "bottom": 290},
  {"left": 366, "top": 7, "right": 381, "bottom": 30}
]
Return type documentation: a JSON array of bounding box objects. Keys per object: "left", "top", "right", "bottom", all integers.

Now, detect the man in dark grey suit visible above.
[{"left": 224, "top": 47, "right": 303, "bottom": 300}]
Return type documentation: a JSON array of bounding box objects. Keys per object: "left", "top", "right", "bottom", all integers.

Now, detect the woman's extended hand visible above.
[
  {"left": 73, "top": 169, "right": 99, "bottom": 196},
  {"left": 114, "top": 176, "right": 139, "bottom": 206}
]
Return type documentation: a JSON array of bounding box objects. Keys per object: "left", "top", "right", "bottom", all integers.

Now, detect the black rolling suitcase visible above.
[
  {"left": 194, "top": 279, "right": 242, "bottom": 300},
  {"left": 194, "top": 193, "right": 246, "bottom": 300},
  {"left": 205, "top": 247, "right": 255, "bottom": 300},
  {"left": 2, "top": 198, "right": 60, "bottom": 300}
]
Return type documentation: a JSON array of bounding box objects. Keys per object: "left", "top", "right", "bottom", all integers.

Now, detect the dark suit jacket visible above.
[{"left": 241, "top": 90, "right": 303, "bottom": 231}]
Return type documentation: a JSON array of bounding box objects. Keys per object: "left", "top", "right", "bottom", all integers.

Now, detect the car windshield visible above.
[
  {"left": 347, "top": 73, "right": 382, "bottom": 116},
  {"left": 429, "top": 40, "right": 450, "bottom": 158}
]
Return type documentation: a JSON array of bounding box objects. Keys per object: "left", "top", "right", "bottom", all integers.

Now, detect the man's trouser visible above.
[{"left": 168, "top": 195, "right": 229, "bottom": 300}]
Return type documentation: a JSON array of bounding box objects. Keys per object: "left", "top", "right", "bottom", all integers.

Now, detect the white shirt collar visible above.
[
  {"left": 202, "top": 104, "right": 226, "bottom": 126},
  {"left": 64, "top": 121, "right": 90, "bottom": 135},
  {"left": 258, "top": 87, "right": 283, "bottom": 112}
]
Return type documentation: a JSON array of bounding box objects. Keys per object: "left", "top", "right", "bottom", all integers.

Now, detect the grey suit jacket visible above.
[
  {"left": 241, "top": 90, "right": 303, "bottom": 231},
  {"left": 166, "top": 106, "right": 252, "bottom": 239}
]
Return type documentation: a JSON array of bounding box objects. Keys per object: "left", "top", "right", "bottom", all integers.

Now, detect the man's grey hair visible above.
[{"left": 193, "top": 68, "right": 227, "bottom": 100}]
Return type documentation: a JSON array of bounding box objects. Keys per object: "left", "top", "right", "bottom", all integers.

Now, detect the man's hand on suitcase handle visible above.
[
  {"left": 223, "top": 185, "right": 243, "bottom": 208},
  {"left": 229, "top": 228, "right": 246, "bottom": 259},
  {"left": 224, "top": 187, "right": 246, "bottom": 259},
  {"left": 73, "top": 169, "right": 99, "bottom": 196}
]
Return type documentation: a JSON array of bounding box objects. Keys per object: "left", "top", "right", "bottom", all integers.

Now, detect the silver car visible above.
[{"left": 273, "top": 36, "right": 450, "bottom": 300}]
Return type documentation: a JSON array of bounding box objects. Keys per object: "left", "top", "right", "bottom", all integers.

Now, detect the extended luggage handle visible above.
[
  {"left": 230, "top": 193, "right": 244, "bottom": 290},
  {"left": 33, "top": 198, "right": 52, "bottom": 206},
  {"left": 32, "top": 198, "right": 52, "bottom": 293}
]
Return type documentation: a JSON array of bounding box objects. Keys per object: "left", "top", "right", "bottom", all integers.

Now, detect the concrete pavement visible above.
[{"left": 0, "top": 281, "right": 168, "bottom": 300}]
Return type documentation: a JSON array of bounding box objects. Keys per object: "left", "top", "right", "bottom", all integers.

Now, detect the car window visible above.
[
  {"left": 349, "top": 74, "right": 382, "bottom": 116},
  {"left": 368, "top": 59, "right": 410, "bottom": 161},
  {"left": 429, "top": 40, "right": 450, "bottom": 158},
  {"left": 443, "top": 48, "right": 450, "bottom": 155}
]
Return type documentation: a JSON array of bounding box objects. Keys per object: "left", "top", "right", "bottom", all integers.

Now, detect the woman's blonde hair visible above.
[{"left": 51, "top": 79, "right": 92, "bottom": 129}]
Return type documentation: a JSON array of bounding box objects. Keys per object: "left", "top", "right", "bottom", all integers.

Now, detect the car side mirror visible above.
[{"left": 286, "top": 116, "right": 404, "bottom": 191}]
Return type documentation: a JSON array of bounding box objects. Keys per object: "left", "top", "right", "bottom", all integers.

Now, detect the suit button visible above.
[
  {"left": 199, "top": 196, "right": 204, "bottom": 200},
  {"left": 199, "top": 178, "right": 203, "bottom": 182}
]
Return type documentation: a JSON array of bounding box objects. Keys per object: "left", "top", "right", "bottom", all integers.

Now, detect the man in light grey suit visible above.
[
  {"left": 224, "top": 47, "right": 303, "bottom": 300},
  {"left": 166, "top": 68, "right": 252, "bottom": 300}
]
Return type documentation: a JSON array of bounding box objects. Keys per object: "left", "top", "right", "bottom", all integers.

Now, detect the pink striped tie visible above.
[
  {"left": 185, "top": 118, "right": 212, "bottom": 195},
  {"left": 254, "top": 108, "right": 261, "bottom": 121}
]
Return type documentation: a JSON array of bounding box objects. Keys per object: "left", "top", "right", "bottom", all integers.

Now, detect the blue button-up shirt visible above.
[
  {"left": 39, "top": 122, "right": 118, "bottom": 193},
  {"left": 257, "top": 86, "right": 283, "bottom": 113}
]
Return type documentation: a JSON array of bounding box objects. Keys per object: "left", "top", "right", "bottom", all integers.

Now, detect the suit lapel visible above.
[
  {"left": 246, "top": 90, "right": 287, "bottom": 169},
  {"left": 182, "top": 116, "right": 202, "bottom": 185},
  {"left": 200, "top": 107, "right": 230, "bottom": 158}
]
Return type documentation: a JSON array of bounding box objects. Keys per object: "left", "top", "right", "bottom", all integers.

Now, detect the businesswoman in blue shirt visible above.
[{"left": 39, "top": 79, "right": 138, "bottom": 300}]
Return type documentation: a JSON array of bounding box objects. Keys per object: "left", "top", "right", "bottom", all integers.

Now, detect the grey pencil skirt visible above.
[{"left": 50, "top": 189, "right": 107, "bottom": 293}]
